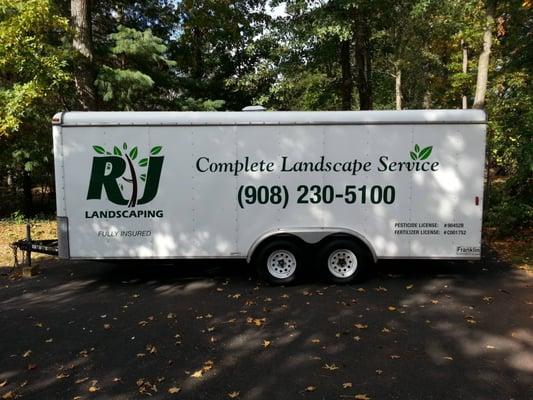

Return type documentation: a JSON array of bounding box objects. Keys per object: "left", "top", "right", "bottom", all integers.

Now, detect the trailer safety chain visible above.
[
  {"left": 9, "top": 240, "right": 27, "bottom": 268},
  {"left": 12, "top": 243, "right": 18, "bottom": 269}
]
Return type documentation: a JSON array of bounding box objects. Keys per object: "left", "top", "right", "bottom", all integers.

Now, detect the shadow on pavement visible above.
[{"left": 0, "top": 244, "right": 531, "bottom": 400}]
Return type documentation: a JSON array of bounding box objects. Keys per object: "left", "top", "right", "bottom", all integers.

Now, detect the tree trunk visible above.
[
  {"left": 71, "top": 0, "right": 96, "bottom": 110},
  {"left": 354, "top": 15, "right": 373, "bottom": 110},
  {"left": 192, "top": 27, "right": 204, "bottom": 80},
  {"left": 22, "top": 169, "right": 33, "bottom": 217},
  {"left": 395, "top": 67, "right": 402, "bottom": 110},
  {"left": 423, "top": 90, "right": 432, "bottom": 109},
  {"left": 473, "top": 0, "right": 497, "bottom": 109},
  {"left": 462, "top": 39, "right": 468, "bottom": 109},
  {"left": 340, "top": 40, "right": 353, "bottom": 110}
]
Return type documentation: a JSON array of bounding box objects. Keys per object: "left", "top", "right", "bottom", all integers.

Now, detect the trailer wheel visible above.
[
  {"left": 318, "top": 239, "right": 369, "bottom": 283},
  {"left": 255, "top": 240, "right": 302, "bottom": 285}
]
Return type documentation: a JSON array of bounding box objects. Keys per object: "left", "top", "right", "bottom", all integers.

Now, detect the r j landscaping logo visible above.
[{"left": 87, "top": 143, "right": 164, "bottom": 207}]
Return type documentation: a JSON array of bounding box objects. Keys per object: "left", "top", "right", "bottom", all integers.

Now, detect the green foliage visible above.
[
  {"left": 109, "top": 26, "right": 174, "bottom": 66},
  {"left": 482, "top": 1, "right": 533, "bottom": 235},
  {"left": 96, "top": 66, "right": 155, "bottom": 110},
  {"left": 0, "top": 0, "right": 530, "bottom": 233},
  {"left": 486, "top": 182, "right": 532, "bottom": 236},
  {"left": 0, "top": 0, "right": 70, "bottom": 136},
  {"left": 173, "top": 0, "right": 272, "bottom": 110},
  {"left": 95, "top": 25, "right": 175, "bottom": 110}
]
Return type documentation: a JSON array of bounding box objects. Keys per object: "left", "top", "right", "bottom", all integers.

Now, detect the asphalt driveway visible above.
[{"left": 0, "top": 249, "right": 531, "bottom": 399}]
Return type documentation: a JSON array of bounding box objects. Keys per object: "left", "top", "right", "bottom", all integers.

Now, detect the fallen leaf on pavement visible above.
[
  {"left": 228, "top": 391, "right": 240, "bottom": 398},
  {"left": 2, "top": 391, "right": 14, "bottom": 400},
  {"left": 246, "top": 317, "right": 266, "bottom": 327},
  {"left": 323, "top": 363, "right": 339, "bottom": 371},
  {"left": 191, "top": 370, "right": 204, "bottom": 378},
  {"left": 146, "top": 344, "right": 157, "bottom": 354},
  {"left": 168, "top": 387, "right": 181, "bottom": 394},
  {"left": 22, "top": 350, "right": 31, "bottom": 358},
  {"left": 305, "top": 386, "right": 316, "bottom": 392},
  {"left": 191, "top": 360, "right": 214, "bottom": 378},
  {"left": 355, "top": 394, "right": 370, "bottom": 400},
  {"left": 0, "top": 380, "right": 7, "bottom": 388},
  {"left": 75, "top": 377, "right": 89, "bottom": 384},
  {"left": 354, "top": 323, "right": 368, "bottom": 329},
  {"left": 343, "top": 382, "right": 352, "bottom": 388},
  {"left": 262, "top": 339, "right": 271, "bottom": 348},
  {"left": 136, "top": 378, "right": 157, "bottom": 395}
]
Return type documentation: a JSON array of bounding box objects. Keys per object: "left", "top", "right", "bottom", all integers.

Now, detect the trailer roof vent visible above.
[{"left": 242, "top": 105, "right": 266, "bottom": 112}]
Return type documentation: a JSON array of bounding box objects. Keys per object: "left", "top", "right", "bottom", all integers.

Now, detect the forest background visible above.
[{"left": 0, "top": 0, "right": 531, "bottom": 242}]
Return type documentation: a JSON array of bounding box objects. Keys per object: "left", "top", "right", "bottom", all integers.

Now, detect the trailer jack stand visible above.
[{"left": 10, "top": 224, "right": 58, "bottom": 278}]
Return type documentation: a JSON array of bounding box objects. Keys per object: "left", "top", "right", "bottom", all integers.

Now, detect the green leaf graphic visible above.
[
  {"left": 123, "top": 142, "right": 127, "bottom": 150},
  {"left": 113, "top": 146, "right": 122, "bottom": 156},
  {"left": 106, "top": 151, "right": 111, "bottom": 155},
  {"left": 419, "top": 146, "right": 433, "bottom": 160},
  {"left": 93, "top": 145, "right": 105, "bottom": 154},
  {"left": 129, "top": 147, "right": 138, "bottom": 160},
  {"left": 150, "top": 146, "right": 162, "bottom": 155},
  {"left": 139, "top": 158, "right": 149, "bottom": 167},
  {"left": 415, "top": 144, "right": 420, "bottom": 153},
  {"left": 410, "top": 151, "right": 418, "bottom": 161},
  {"left": 140, "top": 173, "right": 146, "bottom": 182}
]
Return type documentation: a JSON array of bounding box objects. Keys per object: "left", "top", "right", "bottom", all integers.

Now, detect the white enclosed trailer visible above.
[{"left": 52, "top": 110, "right": 486, "bottom": 283}]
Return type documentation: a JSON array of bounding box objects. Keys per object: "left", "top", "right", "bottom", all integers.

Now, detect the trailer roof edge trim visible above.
[{"left": 55, "top": 110, "right": 486, "bottom": 127}]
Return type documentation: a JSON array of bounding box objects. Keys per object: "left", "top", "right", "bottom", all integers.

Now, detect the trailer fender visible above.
[{"left": 246, "top": 228, "right": 377, "bottom": 264}]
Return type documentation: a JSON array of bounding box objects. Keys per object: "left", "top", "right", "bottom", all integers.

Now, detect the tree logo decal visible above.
[
  {"left": 409, "top": 144, "right": 433, "bottom": 161},
  {"left": 87, "top": 143, "right": 164, "bottom": 207}
]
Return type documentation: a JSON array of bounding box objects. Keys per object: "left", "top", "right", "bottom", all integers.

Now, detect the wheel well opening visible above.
[
  {"left": 249, "top": 234, "right": 308, "bottom": 263},
  {"left": 318, "top": 233, "right": 376, "bottom": 263}
]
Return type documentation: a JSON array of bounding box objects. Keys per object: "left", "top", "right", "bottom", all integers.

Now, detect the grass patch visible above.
[{"left": 0, "top": 218, "right": 56, "bottom": 268}]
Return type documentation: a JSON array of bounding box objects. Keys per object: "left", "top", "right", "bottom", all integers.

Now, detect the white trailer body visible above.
[{"left": 53, "top": 110, "right": 486, "bottom": 266}]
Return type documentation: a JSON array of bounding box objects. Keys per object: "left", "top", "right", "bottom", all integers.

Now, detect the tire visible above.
[
  {"left": 255, "top": 239, "right": 302, "bottom": 285},
  {"left": 318, "top": 239, "right": 370, "bottom": 283}
]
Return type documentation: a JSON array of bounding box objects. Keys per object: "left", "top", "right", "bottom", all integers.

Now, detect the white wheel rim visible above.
[
  {"left": 327, "top": 249, "right": 357, "bottom": 278},
  {"left": 267, "top": 250, "right": 297, "bottom": 279}
]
